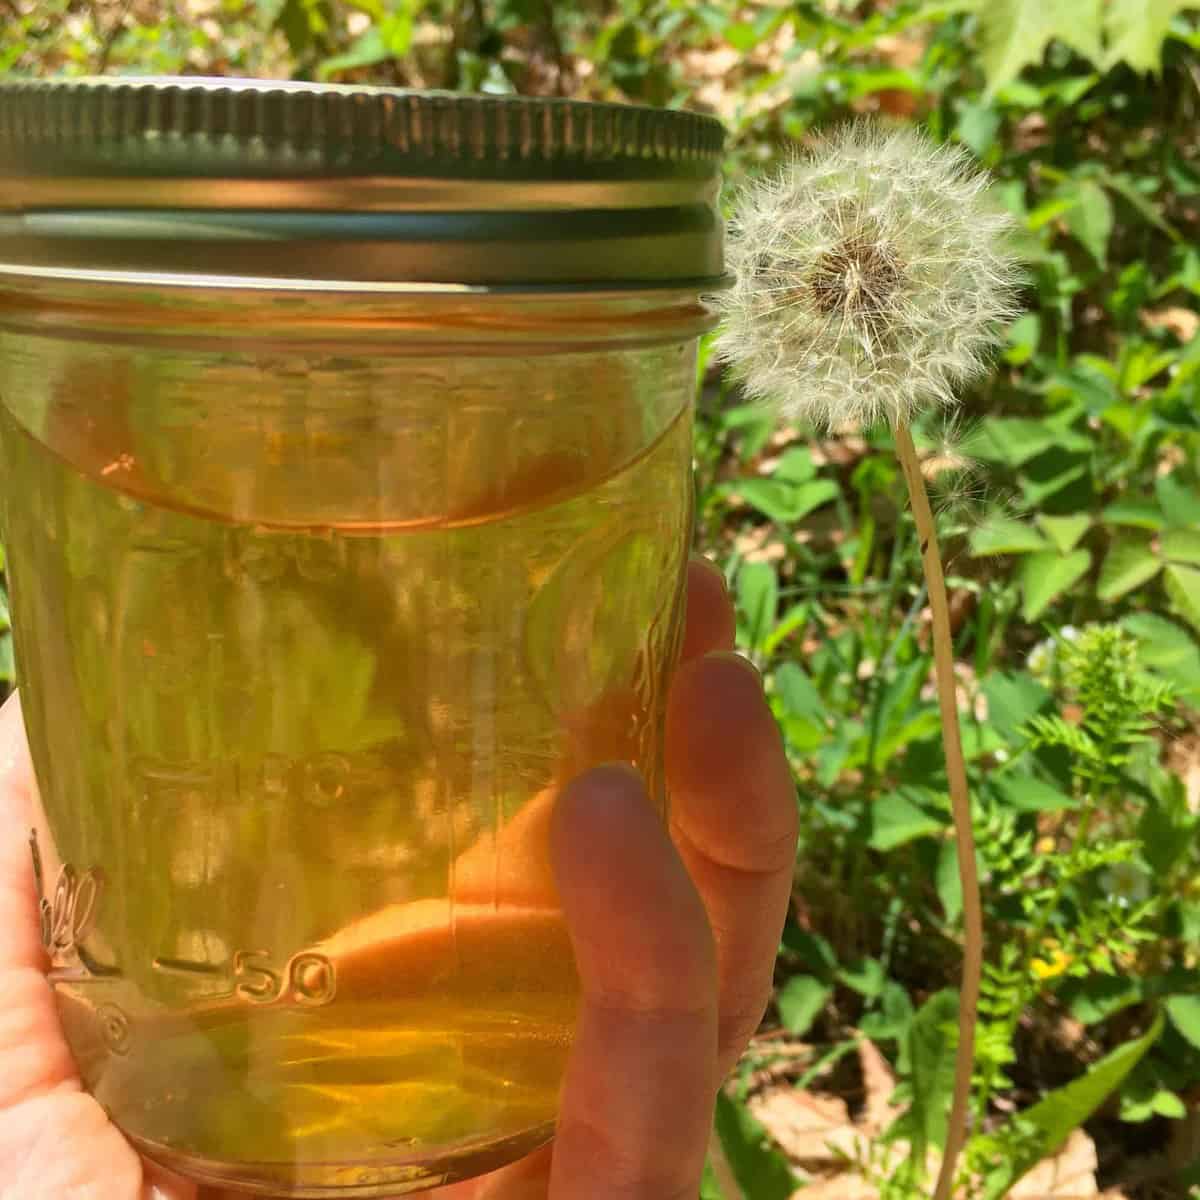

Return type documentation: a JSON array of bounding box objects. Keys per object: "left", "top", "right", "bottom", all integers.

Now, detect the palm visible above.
[{"left": 0, "top": 560, "right": 796, "bottom": 1200}]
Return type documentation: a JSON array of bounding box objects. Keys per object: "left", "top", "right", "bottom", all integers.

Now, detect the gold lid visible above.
[{"left": 0, "top": 77, "right": 726, "bottom": 290}]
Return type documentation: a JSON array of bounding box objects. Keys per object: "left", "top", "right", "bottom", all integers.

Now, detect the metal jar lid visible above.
[{"left": 0, "top": 76, "right": 726, "bottom": 291}]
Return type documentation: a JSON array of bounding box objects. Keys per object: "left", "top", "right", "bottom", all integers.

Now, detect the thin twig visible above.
[
  {"left": 540, "top": 0, "right": 568, "bottom": 96},
  {"left": 89, "top": 0, "right": 134, "bottom": 75},
  {"left": 894, "top": 422, "right": 983, "bottom": 1200}
]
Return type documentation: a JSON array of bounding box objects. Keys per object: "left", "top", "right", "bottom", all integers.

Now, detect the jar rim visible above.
[{"left": 0, "top": 77, "right": 727, "bottom": 290}]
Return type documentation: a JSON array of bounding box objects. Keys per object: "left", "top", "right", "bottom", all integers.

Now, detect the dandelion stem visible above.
[{"left": 893, "top": 422, "right": 982, "bottom": 1200}]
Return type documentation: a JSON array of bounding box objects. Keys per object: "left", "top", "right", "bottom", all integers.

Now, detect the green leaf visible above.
[
  {"left": 1121, "top": 613, "right": 1200, "bottom": 702},
  {"left": 888, "top": 990, "right": 959, "bottom": 1163},
  {"left": 869, "top": 788, "right": 946, "bottom": 851},
  {"left": 773, "top": 447, "right": 819, "bottom": 484},
  {"left": 1156, "top": 472, "right": 1200, "bottom": 528},
  {"left": 1020, "top": 549, "right": 1092, "bottom": 622},
  {"left": 979, "top": 1012, "right": 1164, "bottom": 1199},
  {"left": 781, "top": 926, "right": 837, "bottom": 977},
  {"left": 318, "top": 28, "right": 391, "bottom": 77},
  {"left": 714, "top": 1092, "right": 795, "bottom": 1200},
  {"left": 981, "top": 672, "right": 1051, "bottom": 740},
  {"left": 1102, "top": 499, "right": 1166, "bottom": 531},
  {"left": 1163, "top": 528, "right": 1200, "bottom": 566},
  {"left": 728, "top": 478, "right": 839, "bottom": 524},
  {"left": 773, "top": 663, "right": 824, "bottom": 725},
  {"left": 1165, "top": 563, "right": 1200, "bottom": 633},
  {"left": 969, "top": 515, "right": 1051, "bottom": 557},
  {"left": 1061, "top": 179, "right": 1114, "bottom": 267},
  {"left": 1065, "top": 974, "right": 1143, "bottom": 1025},
  {"left": 956, "top": 100, "right": 1001, "bottom": 157},
  {"left": 861, "top": 983, "right": 916, "bottom": 1041},
  {"left": 1097, "top": 538, "right": 1163, "bottom": 601},
  {"left": 969, "top": 418, "right": 1060, "bottom": 466},
  {"left": 1003, "top": 311, "right": 1042, "bottom": 365},
  {"left": 937, "top": 838, "right": 963, "bottom": 923},
  {"left": 839, "top": 957, "right": 886, "bottom": 998},
  {"left": 1167, "top": 994, "right": 1200, "bottom": 1050},
  {"left": 991, "top": 773, "right": 1075, "bottom": 813},
  {"left": 736, "top": 562, "right": 778, "bottom": 653},
  {"left": 978, "top": 0, "right": 1104, "bottom": 94},
  {"left": 1037, "top": 514, "right": 1091, "bottom": 553},
  {"left": 1105, "top": 0, "right": 1197, "bottom": 73},
  {"left": 777, "top": 975, "right": 832, "bottom": 1037}
]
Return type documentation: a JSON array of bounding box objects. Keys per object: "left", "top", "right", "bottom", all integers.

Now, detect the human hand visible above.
[{"left": 0, "top": 557, "right": 797, "bottom": 1200}]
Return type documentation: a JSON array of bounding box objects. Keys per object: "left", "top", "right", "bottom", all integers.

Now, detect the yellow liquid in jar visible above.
[{"left": 2, "top": 387, "right": 692, "bottom": 1196}]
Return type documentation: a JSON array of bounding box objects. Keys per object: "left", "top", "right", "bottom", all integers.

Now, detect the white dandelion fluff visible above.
[{"left": 713, "top": 123, "right": 1023, "bottom": 429}]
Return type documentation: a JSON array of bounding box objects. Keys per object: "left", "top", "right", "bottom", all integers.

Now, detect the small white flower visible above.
[
  {"left": 713, "top": 123, "right": 1022, "bottom": 429},
  {"left": 1102, "top": 862, "right": 1151, "bottom": 908},
  {"left": 1059, "top": 625, "right": 1080, "bottom": 643},
  {"left": 1027, "top": 637, "right": 1056, "bottom": 676}
]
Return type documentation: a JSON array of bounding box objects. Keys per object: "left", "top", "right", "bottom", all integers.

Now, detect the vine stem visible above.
[{"left": 893, "top": 422, "right": 983, "bottom": 1200}]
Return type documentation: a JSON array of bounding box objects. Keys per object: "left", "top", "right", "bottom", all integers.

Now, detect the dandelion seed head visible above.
[{"left": 713, "top": 123, "right": 1024, "bottom": 430}]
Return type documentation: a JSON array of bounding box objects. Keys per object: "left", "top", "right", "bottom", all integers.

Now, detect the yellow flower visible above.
[{"left": 1030, "top": 942, "right": 1072, "bottom": 981}]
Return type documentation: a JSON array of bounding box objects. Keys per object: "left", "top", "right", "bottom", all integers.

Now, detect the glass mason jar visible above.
[{"left": 0, "top": 79, "right": 725, "bottom": 1196}]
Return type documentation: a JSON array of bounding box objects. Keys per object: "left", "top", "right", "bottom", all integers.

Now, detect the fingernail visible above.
[
  {"left": 595, "top": 761, "right": 645, "bottom": 784},
  {"left": 706, "top": 650, "right": 763, "bottom": 685},
  {"left": 689, "top": 554, "right": 729, "bottom": 593}
]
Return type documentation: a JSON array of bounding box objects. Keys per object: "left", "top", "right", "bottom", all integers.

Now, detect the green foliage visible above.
[
  {"left": 7, "top": 0, "right": 1200, "bottom": 1193},
  {"left": 712, "top": 1091, "right": 795, "bottom": 1200},
  {"left": 975, "top": 1013, "right": 1165, "bottom": 1198}
]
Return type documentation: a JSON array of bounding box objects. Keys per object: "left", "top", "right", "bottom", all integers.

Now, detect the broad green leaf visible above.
[
  {"left": 736, "top": 562, "right": 778, "bottom": 652},
  {"left": 773, "top": 447, "right": 819, "bottom": 484},
  {"left": 777, "top": 975, "right": 832, "bottom": 1036},
  {"left": 1105, "top": 0, "right": 1196, "bottom": 73},
  {"left": 982, "top": 672, "right": 1051, "bottom": 740},
  {"left": 861, "top": 982, "right": 915, "bottom": 1041},
  {"left": 1097, "top": 538, "right": 1163, "bottom": 601},
  {"left": 979, "top": 0, "right": 1104, "bottom": 94},
  {"left": 318, "top": 28, "right": 391, "bottom": 77},
  {"left": 1163, "top": 528, "right": 1200, "bottom": 566},
  {"left": 1167, "top": 995, "right": 1200, "bottom": 1050},
  {"left": 1065, "top": 974, "right": 1143, "bottom": 1025},
  {"left": 1102, "top": 499, "right": 1166, "bottom": 530},
  {"left": 960, "top": 720, "right": 1009, "bottom": 760},
  {"left": 1037, "top": 514, "right": 1091, "bottom": 553},
  {"left": 1156, "top": 471, "right": 1200, "bottom": 527},
  {"left": 979, "top": 1012, "right": 1164, "bottom": 1199},
  {"left": 1138, "top": 797, "right": 1196, "bottom": 874},
  {"left": 773, "top": 663, "right": 824, "bottom": 725},
  {"left": 780, "top": 926, "right": 837, "bottom": 977},
  {"left": 1020, "top": 549, "right": 1092, "bottom": 622},
  {"left": 968, "top": 417, "right": 1060, "bottom": 466},
  {"left": 1003, "top": 311, "right": 1042, "bottom": 365},
  {"left": 728, "top": 477, "right": 839, "bottom": 524},
  {"left": 956, "top": 100, "right": 1001, "bottom": 157},
  {"left": 1019, "top": 456, "right": 1091, "bottom": 509},
  {"left": 1121, "top": 613, "right": 1200, "bottom": 702},
  {"left": 839, "top": 957, "right": 885, "bottom": 998},
  {"left": 991, "top": 773, "right": 1075, "bottom": 812},
  {"left": 937, "top": 838, "right": 962, "bottom": 923},
  {"left": 969, "top": 515, "right": 1050, "bottom": 557},
  {"left": 887, "top": 990, "right": 959, "bottom": 1162},
  {"left": 869, "top": 788, "right": 946, "bottom": 851},
  {"left": 1165, "top": 563, "right": 1200, "bottom": 633},
  {"left": 714, "top": 1092, "right": 795, "bottom": 1200},
  {"left": 1061, "top": 179, "right": 1114, "bottom": 266}
]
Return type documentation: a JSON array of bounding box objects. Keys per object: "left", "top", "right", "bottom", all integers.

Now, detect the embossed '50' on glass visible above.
[{"left": 0, "top": 79, "right": 725, "bottom": 1196}]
